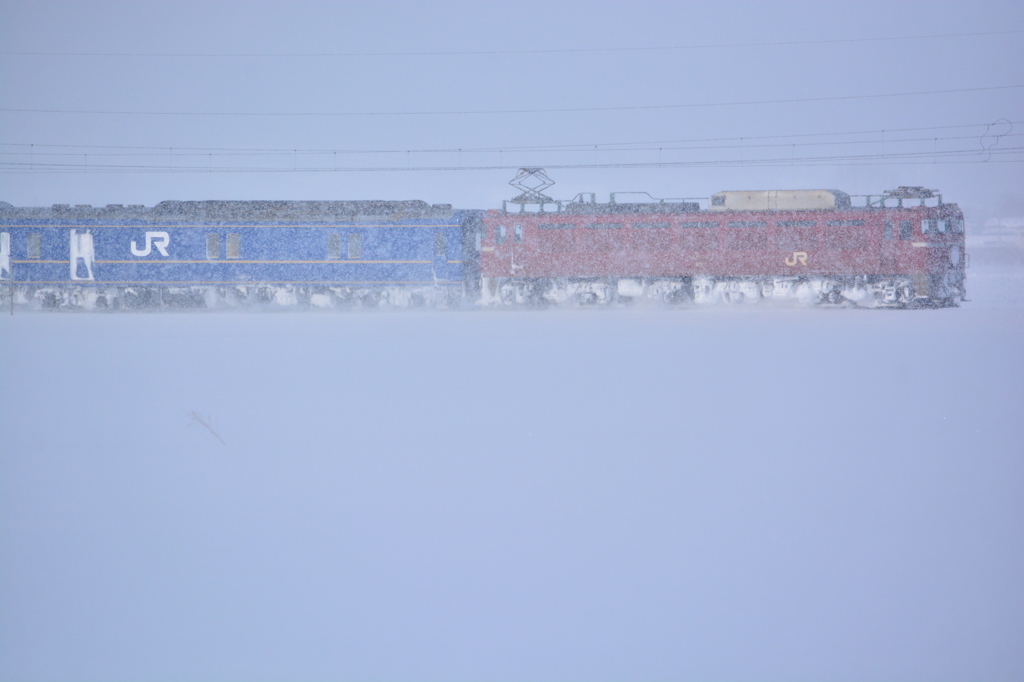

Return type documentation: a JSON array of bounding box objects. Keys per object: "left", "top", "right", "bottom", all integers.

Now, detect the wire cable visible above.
[
  {"left": 3, "top": 132, "right": 1021, "bottom": 159},
  {"left": 3, "top": 29, "right": 1021, "bottom": 58},
  {"left": 2, "top": 86, "right": 1020, "bottom": 118},
  {"left": 3, "top": 145, "right": 1019, "bottom": 174},
  {"left": 2, "top": 120, "right": 1019, "bottom": 156}
]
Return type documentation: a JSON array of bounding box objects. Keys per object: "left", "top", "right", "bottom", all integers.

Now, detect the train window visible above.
[
  {"left": 951, "top": 217, "right": 964, "bottom": 233},
  {"left": 495, "top": 225, "right": 506, "bottom": 245},
  {"left": 538, "top": 223, "right": 574, "bottom": 229},
  {"left": 348, "top": 233, "right": 362, "bottom": 259},
  {"left": 434, "top": 231, "right": 446, "bottom": 257},
  {"left": 921, "top": 219, "right": 937, "bottom": 234},
  {"left": 936, "top": 219, "right": 948, "bottom": 233},
  {"left": 206, "top": 233, "right": 219, "bottom": 259},
  {"left": 226, "top": 233, "right": 240, "bottom": 259},
  {"left": 778, "top": 220, "right": 816, "bottom": 227},
  {"left": 327, "top": 233, "right": 341, "bottom": 259},
  {"left": 634, "top": 222, "right": 671, "bottom": 229},
  {"left": 883, "top": 221, "right": 893, "bottom": 240},
  {"left": 27, "top": 233, "right": 41, "bottom": 259},
  {"left": 474, "top": 229, "right": 482, "bottom": 251},
  {"left": 678, "top": 221, "right": 718, "bottom": 228},
  {"left": 586, "top": 222, "right": 623, "bottom": 229},
  {"left": 514, "top": 224, "right": 523, "bottom": 243},
  {"left": 727, "top": 221, "right": 768, "bottom": 228},
  {"left": 900, "top": 220, "right": 912, "bottom": 240},
  {"left": 825, "top": 220, "right": 866, "bottom": 227}
]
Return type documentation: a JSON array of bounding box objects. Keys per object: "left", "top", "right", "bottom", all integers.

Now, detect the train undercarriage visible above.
[
  {"left": 479, "top": 273, "right": 964, "bottom": 309},
  {"left": 0, "top": 283, "right": 465, "bottom": 311},
  {"left": 0, "top": 273, "right": 964, "bottom": 311}
]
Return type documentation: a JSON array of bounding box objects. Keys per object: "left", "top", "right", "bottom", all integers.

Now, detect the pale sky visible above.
[{"left": 1, "top": 0, "right": 1022, "bottom": 224}]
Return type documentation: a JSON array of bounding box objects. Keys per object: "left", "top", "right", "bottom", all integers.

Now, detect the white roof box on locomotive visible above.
[{"left": 709, "top": 189, "right": 851, "bottom": 212}]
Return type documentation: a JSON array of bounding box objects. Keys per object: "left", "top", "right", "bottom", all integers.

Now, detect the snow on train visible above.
[
  {"left": 0, "top": 199, "right": 480, "bottom": 310},
  {"left": 0, "top": 169, "right": 966, "bottom": 310}
]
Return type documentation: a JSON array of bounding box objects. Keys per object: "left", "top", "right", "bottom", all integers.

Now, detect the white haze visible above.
[
  {"left": 2, "top": 295, "right": 1023, "bottom": 681},
  {"left": 2, "top": 1, "right": 1023, "bottom": 680}
]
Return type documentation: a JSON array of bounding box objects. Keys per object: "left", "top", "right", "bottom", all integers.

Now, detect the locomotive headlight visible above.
[{"left": 949, "top": 246, "right": 961, "bottom": 267}]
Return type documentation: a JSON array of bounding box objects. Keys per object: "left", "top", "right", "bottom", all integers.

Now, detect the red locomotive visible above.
[{"left": 479, "top": 169, "right": 966, "bottom": 307}]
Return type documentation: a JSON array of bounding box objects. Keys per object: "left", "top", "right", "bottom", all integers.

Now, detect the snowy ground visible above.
[
  {"left": 965, "top": 265, "right": 1024, "bottom": 309},
  {"left": 1, "top": 266, "right": 1022, "bottom": 681}
]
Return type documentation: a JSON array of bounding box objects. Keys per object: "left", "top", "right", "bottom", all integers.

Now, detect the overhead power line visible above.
[
  {"left": 2, "top": 121, "right": 1018, "bottom": 155},
  {"left": 1, "top": 85, "right": 1020, "bottom": 118},
  {"left": 3, "top": 133, "right": 1020, "bottom": 159},
  {"left": 3, "top": 145, "right": 1020, "bottom": 174},
  {"left": 4, "top": 120, "right": 1016, "bottom": 174},
  {"left": 2, "top": 29, "right": 1021, "bottom": 58}
]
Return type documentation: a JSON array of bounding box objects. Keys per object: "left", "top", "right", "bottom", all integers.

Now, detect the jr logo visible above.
[
  {"left": 131, "top": 231, "right": 170, "bottom": 257},
  {"left": 785, "top": 251, "right": 808, "bottom": 266}
]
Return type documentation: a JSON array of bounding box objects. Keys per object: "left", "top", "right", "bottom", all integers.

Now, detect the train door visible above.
[
  {"left": 432, "top": 228, "right": 447, "bottom": 280},
  {"left": 509, "top": 223, "right": 525, "bottom": 277},
  {"left": 494, "top": 224, "right": 514, "bottom": 276},
  {"left": 880, "top": 220, "right": 896, "bottom": 273},
  {"left": 480, "top": 222, "right": 515, "bottom": 304},
  {"left": 0, "top": 232, "right": 10, "bottom": 280},
  {"left": 880, "top": 218, "right": 910, "bottom": 274}
]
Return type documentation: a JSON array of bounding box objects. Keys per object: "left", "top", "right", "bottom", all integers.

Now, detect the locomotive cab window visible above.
[
  {"left": 434, "top": 231, "right": 446, "bottom": 257},
  {"left": 495, "top": 225, "right": 506, "bottom": 245},
  {"left": 513, "top": 224, "right": 523, "bottom": 243},
  {"left": 921, "top": 219, "right": 946, "bottom": 234},
  {"left": 883, "top": 221, "right": 893, "bottom": 240},
  {"left": 27, "top": 233, "right": 41, "bottom": 259},
  {"left": 348, "top": 233, "right": 362, "bottom": 260},
  {"left": 206, "top": 233, "right": 219, "bottom": 259},
  {"left": 226, "top": 233, "right": 240, "bottom": 259},
  {"left": 900, "top": 220, "right": 912, "bottom": 240}
]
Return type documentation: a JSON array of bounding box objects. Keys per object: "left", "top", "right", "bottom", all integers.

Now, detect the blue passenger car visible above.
[{"left": 0, "top": 200, "right": 481, "bottom": 309}]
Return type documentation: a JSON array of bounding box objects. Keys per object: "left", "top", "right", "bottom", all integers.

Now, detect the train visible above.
[
  {"left": 0, "top": 169, "right": 966, "bottom": 310},
  {"left": 0, "top": 199, "right": 479, "bottom": 310}
]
